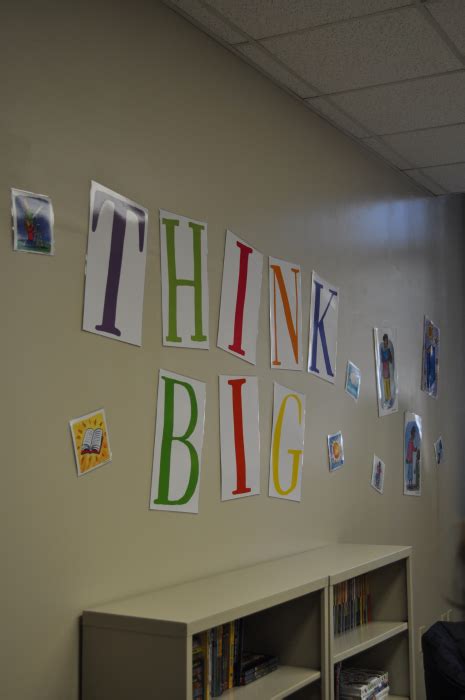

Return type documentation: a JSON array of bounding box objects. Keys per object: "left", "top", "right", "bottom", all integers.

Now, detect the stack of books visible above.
[
  {"left": 239, "top": 651, "right": 278, "bottom": 686},
  {"left": 192, "top": 618, "right": 278, "bottom": 698},
  {"left": 333, "top": 574, "right": 371, "bottom": 635},
  {"left": 336, "top": 667, "right": 389, "bottom": 700}
]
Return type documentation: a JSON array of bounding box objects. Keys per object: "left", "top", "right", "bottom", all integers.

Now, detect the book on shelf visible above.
[
  {"left": 239, "top": 651, "right": 278, "bottom": 686},
  {"left": 192, "top": 618, "right": 278, "bottom": 698},
  {"left": 337, "top": 667, "right": 389, "bottom": 700},
  {"left": 333, "top": 574, "right": 371, "bottom": 636}
]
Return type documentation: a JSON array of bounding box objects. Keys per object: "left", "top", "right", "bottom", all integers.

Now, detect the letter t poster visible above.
[{"left": 83, "top": 181, "right": 148, "bottom": 346}]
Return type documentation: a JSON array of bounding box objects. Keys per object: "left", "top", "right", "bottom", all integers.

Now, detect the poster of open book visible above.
[{"left": 69, "top": 409, "right": 112, "bottom": 476}]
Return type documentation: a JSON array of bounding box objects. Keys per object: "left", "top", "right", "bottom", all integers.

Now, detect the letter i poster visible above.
[
  {"left": 219, "top": 376, "right": 260, "bottom": 500},
  {"left": 217, "top": 231, "right": 263, "bottom": 364},
  {"left": 150, "top": 369, "right": 206, "bottom": 513},
  {"left": 269, "top": 382, "right": 306, "bottom": 501},
  {"left": 83, "top": 181, "right": 148, "bottom": 346}
]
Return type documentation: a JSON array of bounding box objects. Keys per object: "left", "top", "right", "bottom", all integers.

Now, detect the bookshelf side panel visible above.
[{"left": 82, "top": 626, "right": 188, "bottom": 700}]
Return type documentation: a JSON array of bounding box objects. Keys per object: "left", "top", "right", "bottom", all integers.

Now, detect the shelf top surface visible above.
[{"left": 83, "top": 543, "right": 410, "bottom": 636}]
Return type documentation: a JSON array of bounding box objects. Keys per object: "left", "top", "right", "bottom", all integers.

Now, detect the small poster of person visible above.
[
  {"left": 404, "top": 412, "right": 422, "bottom": 496},
  {"left": 371, "top": 455, "right": 385, "bottom": 494},
  {"left": 12, "top": 188, "right": 54, "bottom": 255},
  {"left": 421, "top": 316, "right": 440, "bottom": 398},
  {"left": 374, "top": 327, "right": 398, "bottom": 417},
  {"left": 434, "top": 436, "right": 444, "bottom": 465}
]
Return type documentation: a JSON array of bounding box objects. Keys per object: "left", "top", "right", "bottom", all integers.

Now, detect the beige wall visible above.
[{"left": 2, "top": 1, "right": 464, "bottom": 698}]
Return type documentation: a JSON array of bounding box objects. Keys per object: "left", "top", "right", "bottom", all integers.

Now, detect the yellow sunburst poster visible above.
[{"left": 69, "top": 409, "right": 112, "bottom": 476}]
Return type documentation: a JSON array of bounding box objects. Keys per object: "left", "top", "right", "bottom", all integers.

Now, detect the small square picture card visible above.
[
  {"left": 434, "top": 437, "right": 444, "bottom": 465},
  {"left": 345, "top": 361, "right": 361, "bottom": 401},
  {"left": 69, "top": 409, "right": 112, "bottom": 476},
  {"left": 327, "top": 431, "right": 344, "bottom": 471},
  {"left": 371, "top": 455, "right": 385, "bottom": 494},
  {"left": 12, "top": 188, "right": 54, "bottom": 255}
]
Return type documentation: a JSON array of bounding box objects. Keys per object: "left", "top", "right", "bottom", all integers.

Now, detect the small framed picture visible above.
[
  {"left": 371, "top": 455, "right": 385, "bottom": 494},
  {"left": 327, "top": 431, "right": 344, "bottom": 471},
  {"left": 69, "top": 409, "right": 112, "bottom": 476},
  {"left": 12, "top": 188, "right": 54, "bottom": 255},
  {"left": 434, "top": 437, "right": 444, "bottom": 465},
  {"left": 345, "top": 361, "right": 361, "bottom": 401}
]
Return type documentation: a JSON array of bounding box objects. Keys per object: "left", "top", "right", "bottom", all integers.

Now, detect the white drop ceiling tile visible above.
[
  {"left": 382, "top": 123, "right": 465, "bottom": 168},
  {"left": 404, "top": 169, "right": 447, "bottom": 195},
  {"left": 260, "top": 8, "right": 461, "bottom": 93},
  {"left": 306, "top": 97, "right": 371, "bottom": 137},
  {"left": 329, "top": 71, "right": 465, "bottom": 134},
  {"left": 427, "top": 0, "right": 465, "bottom": 57},
  {"left": 236, "top": 44, "right": 316, "bottom": 97},
  {"left": 166, "top": 0, "right": 246, "bottom": 44},
  {"left": 415, "top": 162, "right": 465, "bottom": 193},
  {"left": 206, "top": 0, "right": 411, "bottom": 39},
  {"left": 361, "top": 137, "right": 413, "bottom": 169}
]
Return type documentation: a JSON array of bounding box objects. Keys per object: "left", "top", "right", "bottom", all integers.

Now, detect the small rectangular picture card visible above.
[
  {"left": 69, "top": 409, "right": 112, "bottom": 476},
  {"left": 434, "top": 436, "right": 444, "bottom": 465},
  {"left": 371, "top": 455, "right": 385, "bottom": 494},
  {"left": 422, "top": 316, "right": 440, "bottom": 398},
  {"left": 12, "top": 187, "right": 55, "bottom": 255},
  {"left": 404, "top": 412, "right": 422, "bottom": 496},
  {"left": 327, "top": 431, "right": 344, "bottom": 471},
  {"left": 345, "top": 361, "right": 361, "bottom": 401}
]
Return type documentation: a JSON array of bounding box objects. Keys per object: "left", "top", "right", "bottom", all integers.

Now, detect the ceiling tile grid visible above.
[
  {"left": 163, "top": 0, "right": 465, "bottom": 194},
  {"left": 259, "top": 8, "right": 462, "bottom": 94}
]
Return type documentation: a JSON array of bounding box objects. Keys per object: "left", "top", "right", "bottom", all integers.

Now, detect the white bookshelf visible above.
[
  {"left": 328, "top": 544, "right": 414, "bottom": 700},
  {"left": 82, "top": 543, "right": 414, "bottom": 700}
]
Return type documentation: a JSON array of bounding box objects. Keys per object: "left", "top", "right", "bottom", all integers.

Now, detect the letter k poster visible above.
[
  {"left": 269, "top": 382, "right": 306, "bottom": 502},
  {"left": 308, "top": 271, "right": 339, "bottom": 383},
  {"left": 150, "top": 369, "right": 206, "bottom": 513}
]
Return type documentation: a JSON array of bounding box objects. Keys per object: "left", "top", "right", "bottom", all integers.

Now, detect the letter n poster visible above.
[
  {"left": 219, "top": 376, "right": 260, "bottom": 500},
  {"left": 159, "top": 210, "right": 209, "bottom": 349},
  {"left": 269, "top": 257, "right": 303, "bottom": 370},
  {"left": 150, "top": 369, "right": 206, "bottom": 513},
  {"left": 269, "top": 382, "right": 306, "bottom": 501},
  {"left": 217, "top": 231, "right": 263, "bottom": 364},
  {"left": 83, "top": 181, "right": 148, "bottom": 346}
]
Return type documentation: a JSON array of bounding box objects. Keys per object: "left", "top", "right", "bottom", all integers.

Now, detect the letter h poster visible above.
[
  {"left": 83, "top": 181, "right": 148, "bottom": 346},
  {"left": 159, "top": 209, "right": 209, "bottom": 349}
]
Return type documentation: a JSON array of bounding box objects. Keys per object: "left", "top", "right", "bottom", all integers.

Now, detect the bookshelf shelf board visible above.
[
  {"left": 333, "top": 621, "right": 408, "bottom": 663},
  {"left": 223, "top": 666, "right": 321, "bottom": 699},
  {"left": 388, "top": 696, "right": 409, "bottom": 699}
]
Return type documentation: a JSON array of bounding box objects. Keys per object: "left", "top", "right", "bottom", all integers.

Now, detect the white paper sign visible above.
[
  {"left": 83, "top": 181, "right": 148, "bottom": 346},
  {"left": 269, "top": 382, "right": 306, "bottom": 501},
  {"left": 269, "top": 257, "right": 303, "bottom": 370},
  {"left": 219, "top": 376, "right": 260, "bottom": 500},
  {"left": 160, "top": 209, "right": 209, "bottom": 349},
  {"left": 308, "top": 271, "right": 339, "bottom": 383},
  {"left": 150, "top": 369, "right": 206, "bottom": 513},
  {"left": 217, "top": 231, "right": 263, "bottom": 365}
]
